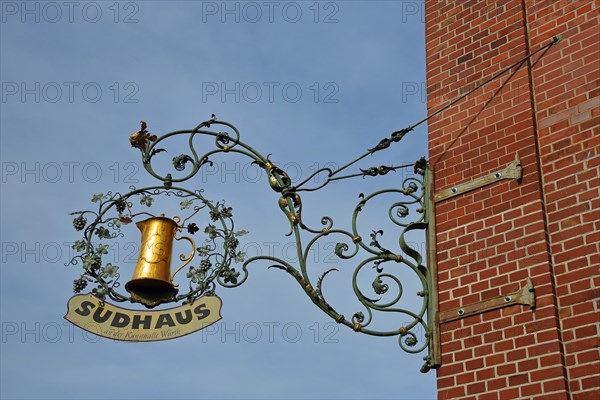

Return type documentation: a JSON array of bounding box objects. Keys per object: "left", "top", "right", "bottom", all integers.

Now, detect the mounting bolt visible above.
[
  {"left": 458, "top": 309, "right": 465, "bottom": 316},
  {"left": 495, "top": 172, "right": 502, "bottom": 178},
  {"left": 451, "top": 187, "right": 458, "bottom": 193},
  {"left": 504, "top": 296, "right": 512, "bottom": 302}
]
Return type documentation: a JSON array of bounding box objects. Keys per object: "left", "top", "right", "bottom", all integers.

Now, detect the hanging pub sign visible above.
[
  {"left": 64, "top": 122, "right": 251, "bottom": 341},
  {"left": 65, "top": 294, "right": 222, "bottom": 342}
]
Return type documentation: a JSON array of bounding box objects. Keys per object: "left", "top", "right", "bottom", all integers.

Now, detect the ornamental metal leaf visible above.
[
  {"left": 173, "top": 154, "right": 194, "bottom": 171},
  {"left": 150, "top": 148, "right": 166, "bottom": 157},
  {"left": 372, "top": 277, "right": 389, "bottom": 295},
  {"left": 187, "top": 223, "right": 199, "bottom": 234}
]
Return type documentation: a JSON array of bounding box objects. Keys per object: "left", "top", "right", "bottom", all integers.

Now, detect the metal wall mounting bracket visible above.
[
  {"left": 439, "top": 278, "right": 535, "bottom": 324},
  {"left": 434, "top": 154, "right": 522, "bottom": 203}
]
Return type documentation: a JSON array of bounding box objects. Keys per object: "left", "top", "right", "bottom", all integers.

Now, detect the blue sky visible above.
[{"left": 1, "top": 1, "right": 436, "bottom": 399}]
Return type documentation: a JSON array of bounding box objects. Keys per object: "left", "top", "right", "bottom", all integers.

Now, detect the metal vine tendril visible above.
[{"left": 68, "top": 117, "right": 435, "bottom": 369}]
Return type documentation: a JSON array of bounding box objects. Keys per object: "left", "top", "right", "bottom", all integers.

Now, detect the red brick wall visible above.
[{"left": 425, "top": 1, "right": 599, "bottom": 399}]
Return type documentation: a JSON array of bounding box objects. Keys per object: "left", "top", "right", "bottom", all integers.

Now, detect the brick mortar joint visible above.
[{"left": 538, "top": 95, "right": 600, "bottom": 129}]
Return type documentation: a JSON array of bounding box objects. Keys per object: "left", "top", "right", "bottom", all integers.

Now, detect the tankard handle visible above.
[{"left": 170, "top": 234, "right": 196, "bottom": 287}]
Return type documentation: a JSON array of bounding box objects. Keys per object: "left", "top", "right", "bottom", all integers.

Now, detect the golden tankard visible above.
[{"left": 126, "top": 215, "right": 195, "bottom": 307}]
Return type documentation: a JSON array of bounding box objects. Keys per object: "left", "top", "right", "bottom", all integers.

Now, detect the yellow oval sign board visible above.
[{"left": 64, "top": 294, "right": 222, "bottom": 342}]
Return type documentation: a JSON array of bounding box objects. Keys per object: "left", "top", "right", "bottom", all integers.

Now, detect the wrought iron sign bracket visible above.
[
  {"left": 439, "top": 278, "right": 535, "bottom": 324},
  {"left": 434, "top": 153, "right": 522, "bottom": 203},
  {"left": 64, "top": 36, "right": 561, "bottom": 373},
  {"left": 67, "top": 118, "right": 442, "bottom": 373}
]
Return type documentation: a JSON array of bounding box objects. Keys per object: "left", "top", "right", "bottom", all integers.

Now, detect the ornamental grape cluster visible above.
[{"left": 73, "top": 215, "right": 87, "bottom": 231}]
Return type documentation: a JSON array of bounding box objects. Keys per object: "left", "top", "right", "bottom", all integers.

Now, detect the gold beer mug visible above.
[{"left": 126, "top": 214, "right": 195, "bottom": 307}]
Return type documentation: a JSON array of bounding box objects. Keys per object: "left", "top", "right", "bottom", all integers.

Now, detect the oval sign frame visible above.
[{"left": 64, "top": 294, "right": 223, "bottom": 342}]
